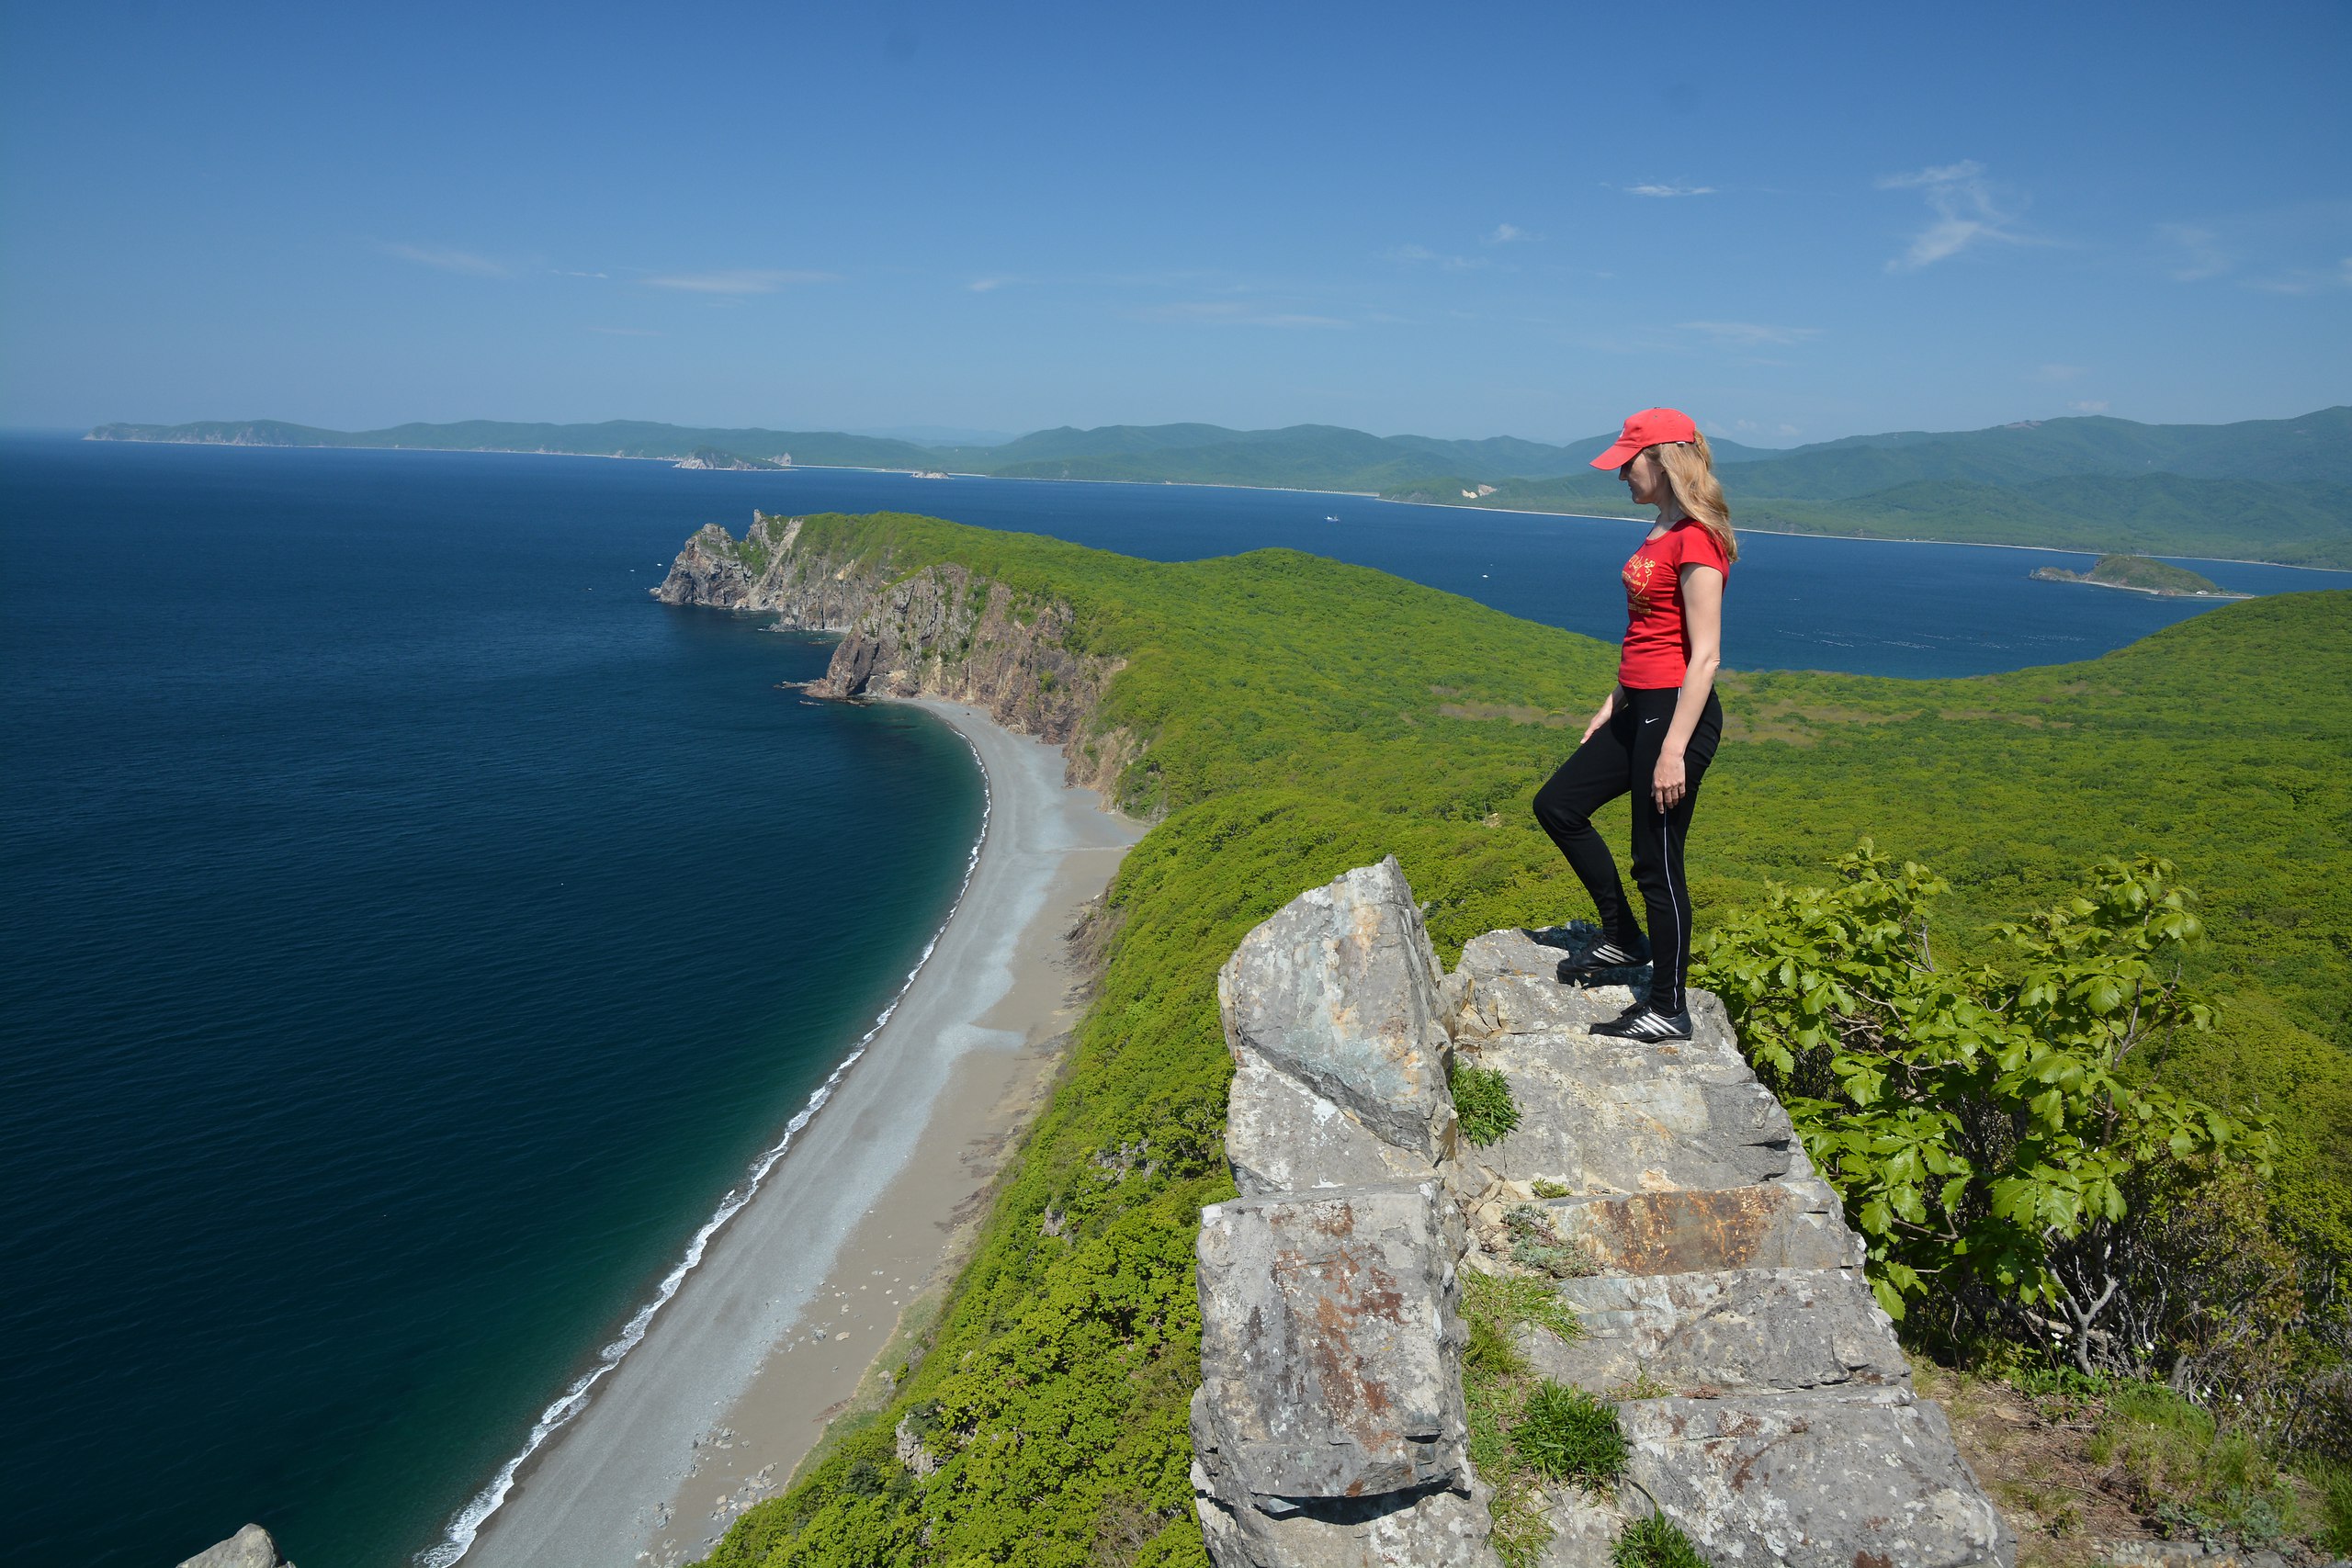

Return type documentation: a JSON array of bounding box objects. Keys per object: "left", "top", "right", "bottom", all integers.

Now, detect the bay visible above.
[{"left": 2, "top": 435, "right": 2342, "bottom": 1568}]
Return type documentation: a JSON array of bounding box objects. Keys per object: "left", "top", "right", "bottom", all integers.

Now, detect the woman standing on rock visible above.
[{"left": 1532, "top": 407, "right": 1734, "bottom": 1042}]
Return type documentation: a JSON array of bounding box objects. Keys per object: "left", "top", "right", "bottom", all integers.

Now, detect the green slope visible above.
[
  {"left": 684, "top": 513, "right": 2350, "bottom": 1567},
  {"left": 1747, "top": 405, "right": 2352, "bottom": 491}
]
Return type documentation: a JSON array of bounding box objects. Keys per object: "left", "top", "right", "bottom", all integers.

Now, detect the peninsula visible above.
[{"left": 2030, "top": 552, "right": 2248, "bottom": 597}]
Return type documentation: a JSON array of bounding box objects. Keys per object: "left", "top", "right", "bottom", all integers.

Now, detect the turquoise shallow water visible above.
[{"left": 3, "top": 436, "right": 2341, "bottom": 1567}]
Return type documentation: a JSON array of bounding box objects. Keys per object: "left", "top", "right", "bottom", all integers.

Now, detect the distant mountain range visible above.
[{"left": 86, "top": 406, "right": 2352, "bottom": 568}]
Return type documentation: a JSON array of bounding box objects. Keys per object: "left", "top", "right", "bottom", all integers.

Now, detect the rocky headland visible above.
[
  {"left": 652, "top": 512, "right": 1140, "bottom": 793},
  {"left": 1193, "top": 856, "right": 2015, "bottom": 1568},
  {"left": 674, "top": 446, "right": 789, "bottom": 471}
]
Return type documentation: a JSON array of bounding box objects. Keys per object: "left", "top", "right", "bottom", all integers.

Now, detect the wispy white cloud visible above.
[
  {"left": 2157, "top": 222, "right": 2232, "bottom": 282},
  {"left": 555, "top": 268, "right": 611, "bottom": 279},
  {"left": 1141, "top": 300, "right": 1349, "bottom": 329},
  {"left": 2246, "top": 255, "right": 2352, "bottom": 295},
  {"left": 1625, "top": 183, "right": 1715, "bottom": 198},
  {"left": 967, "top": 276, "right": 1018, "bottom": 292},
  {"left": 1876, "top": 160, "right": 2034, "bottom": 270},
  {"left": 380, "top": 243, "right": 510, "bottom": 277},
  {"left": 1679, "top": 320, "right": 1820, "bottom": 347},
  {"left": 1486, "top": 222, "right": 1531, "bottom": 244},
  {"left": 641, "top": 268, "right": 837, "bottom": 294},
  {"left": 2068, "top": 400, "right": 2110, "bottom": 413},
  {"left": 1728, "top": 417, "right": 1804, "bottom": 439},
  {"left": 1389, "top": 243, "right": 1489, "bottom": 271}
]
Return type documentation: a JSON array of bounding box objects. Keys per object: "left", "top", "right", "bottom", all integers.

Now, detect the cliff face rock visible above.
[
  {"left": 176, "top": 1524, "right": 294, "bottom": 1568},
  {"left": 1193, "top": 862, "right": 2017, "bottom": 1568},
  {"left": 652, "top": 513, "right": 1138, "bottom": 795}
]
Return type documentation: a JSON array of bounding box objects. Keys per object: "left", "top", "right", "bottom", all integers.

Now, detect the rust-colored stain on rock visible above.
[{"left": 1559, "top": 1187, "right": 1792, "bottom": 1274}]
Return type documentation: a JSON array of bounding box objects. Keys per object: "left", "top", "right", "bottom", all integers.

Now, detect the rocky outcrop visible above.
[
  {"left": 653, "top": 513, "right": 1139, "bottom": 794},
  {"left": 176, "top": 1524, "right": 295, "bottom": 1568},
  {"left": 1193, "top": 863, "right": 2016, "bottom": 1568},
  {"left": 1192, "top": 858, "right": 1488, "bottom": 1568}
]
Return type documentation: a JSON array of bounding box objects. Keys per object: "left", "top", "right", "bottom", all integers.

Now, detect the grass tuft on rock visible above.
[
  {"left": 1611, "top": 1513, "right": 1711, "bottom": 1567},
  {"left": 1461, "top": 1272, "right": 1584, "bottom": 1567},
  {"left": 1512, "top": 1381, "right": 1628, "bottom": 1485},
  {"left": 1450, "top": 1059, "right": 1519, "bottom": 1145}
]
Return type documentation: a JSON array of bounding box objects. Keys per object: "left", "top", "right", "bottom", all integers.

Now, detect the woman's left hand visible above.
[{"left": 1651, "top": 748, "right": 1688, "bottom": 812}]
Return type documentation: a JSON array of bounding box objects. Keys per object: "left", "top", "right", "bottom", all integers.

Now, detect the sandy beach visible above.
[{"left": 460, "top": 700, "right": 1142, "bottom": 1568}]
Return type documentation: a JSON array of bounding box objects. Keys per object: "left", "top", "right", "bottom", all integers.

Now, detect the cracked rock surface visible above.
[{"left": 1193, "top": 870, "right": 2014, "bottom": 1568}]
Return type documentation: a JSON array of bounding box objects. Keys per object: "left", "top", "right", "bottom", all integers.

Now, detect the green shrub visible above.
[
  {"left": 1532, "top": 1178, "right": 1570, "bottom": 1199},
  {"left": 1612, "top": 1514, "right": 1711, "bottom": 1567},
  {"left": 1699, "top": 845, "right": 2270, "bottom": 1343},
  {"left": 1511, "top": 1382, "right": 1626, "bottom": 1484},
  {"left": 1452, "top": 1060, "right": 1520, "bottom": 1145}
]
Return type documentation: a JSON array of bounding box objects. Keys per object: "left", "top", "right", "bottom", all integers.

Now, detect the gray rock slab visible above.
[
  {"left": 1193, "top": 1462, "right": 1498, "bottom": 1568},
  {"left": 1218, "top": 858, "right": 1456, "bottom": 1160},
  {"left": 1533, "top": 1487, "right": 1624, "bottom": 1568},
  {"left": 1620, "top": 1392, "right": 2016, "bottom": 1568},
  {"left": 177, "top": 1526, "right": 291, "bottom": 1568},
  {"left": 1543, "top": 1182, "right": 1863, "bottom": 1276},
  {"left": 1465, "top": 1032, "right": 1793, "bottom": 1193},
  {"left": 1521, "top": 1268, "right": 1909, "bottom": 1397},
  {"left": 1196, "top": 1182, "right": 1468, "bottom": 1502},
  {"left": 1227, "top": 1054, "right": 1436, "bottom": 1197},
  {"left": 1448, "top": 932, "right": 1741, "bottom": 1050}
]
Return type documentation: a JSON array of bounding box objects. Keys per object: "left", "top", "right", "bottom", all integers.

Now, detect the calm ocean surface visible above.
[{"left": 3, "top": 436, "right": 2343, "bottom": 1568}]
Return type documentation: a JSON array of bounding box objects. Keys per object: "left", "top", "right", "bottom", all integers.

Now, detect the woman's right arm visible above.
[{"left": 1580, "top": 686, "right": 1618, "bottom": 742}]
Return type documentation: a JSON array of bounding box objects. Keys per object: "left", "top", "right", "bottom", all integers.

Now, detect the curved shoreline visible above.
[
  {"left": 450, "top": 700, "right": 1142, "bottom": 1568},
  {"left": 423, "top": 726, "right": 994, "bottom": 1567}
]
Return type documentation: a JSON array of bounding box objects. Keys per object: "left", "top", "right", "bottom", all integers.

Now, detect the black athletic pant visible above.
[{"left": 1531, "top": 684, "right": 1723, "bottom": 1014}]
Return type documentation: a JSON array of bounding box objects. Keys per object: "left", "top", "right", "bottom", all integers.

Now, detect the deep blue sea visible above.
[{"left": 3, "top": 436, "right": 2344, "bottom": 1568}]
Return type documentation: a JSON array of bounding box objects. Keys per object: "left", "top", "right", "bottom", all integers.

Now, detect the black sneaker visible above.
[
  {"left": 1590, "top": 1005, "right": 1693, "bottom": 1041},
  {"left": 1555, "top": 933, "right": 1651, "bottom": 984}
]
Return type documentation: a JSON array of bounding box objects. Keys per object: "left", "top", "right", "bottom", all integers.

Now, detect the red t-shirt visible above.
[{"left": 1618, "top": 520, "right": 1730, "bottom": 689}]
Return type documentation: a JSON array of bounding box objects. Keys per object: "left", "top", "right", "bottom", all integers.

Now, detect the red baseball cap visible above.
[{"left": 1589, "top": 407, "right": 1701, "bottom": 469}]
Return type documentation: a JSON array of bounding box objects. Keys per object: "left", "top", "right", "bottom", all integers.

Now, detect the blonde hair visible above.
[{"left": 1654, "top": 434, "right": 1738, "bottom": 563}]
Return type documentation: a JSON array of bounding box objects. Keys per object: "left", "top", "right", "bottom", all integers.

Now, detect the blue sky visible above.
[{"left": 2, "top": 0, "right": 2346, "bottom": 444}]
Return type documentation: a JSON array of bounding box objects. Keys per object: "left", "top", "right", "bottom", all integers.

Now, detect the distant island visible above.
[
  {"left": 2030, "top": 554, "right": 2249, "bottom": 598},
  {"left": 85, "top": 406, "right": 2352, "bottom": 569},
  {"left": 675, "top": 446, "right": 789, "bottom": 471}
]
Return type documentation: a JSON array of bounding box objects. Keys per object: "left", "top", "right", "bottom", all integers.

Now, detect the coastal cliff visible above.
[{"left": 653, "top": 512, "right": 1141, "bottom": 795}]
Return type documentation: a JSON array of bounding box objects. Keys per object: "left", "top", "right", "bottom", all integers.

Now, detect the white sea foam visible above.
[{"left": 421, "top": 721, "right": 993, "bottom": 1566}]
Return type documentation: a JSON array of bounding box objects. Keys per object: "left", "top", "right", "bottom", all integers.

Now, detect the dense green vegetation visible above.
[
  {"left": 689, "top": 511, "right": 2348, "bottom": 1566},
  {"left": 2033, "top": 553, "right": 2235, "bottom": 594}
]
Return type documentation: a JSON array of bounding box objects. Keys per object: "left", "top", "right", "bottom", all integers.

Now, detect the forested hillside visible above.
[
  {"left": 681, "top": 513, "right": 2350, "bottom": 1566},
  {"left": 95, "top": 407, "right": 2352, "bottom": 566},
  {"left": 1386, "top": 407, "right": 2352, "bottom": 569}
]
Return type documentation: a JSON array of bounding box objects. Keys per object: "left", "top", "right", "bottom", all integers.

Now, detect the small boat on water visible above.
[{"left": 1324, "top": 513, "right": 1339, "bottom": 522}]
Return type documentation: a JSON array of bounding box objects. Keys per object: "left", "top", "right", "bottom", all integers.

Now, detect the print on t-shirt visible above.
[{"left": 1622, "top": 553, "right": 1665, "bottom": 615}]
